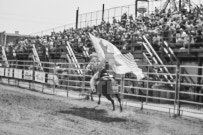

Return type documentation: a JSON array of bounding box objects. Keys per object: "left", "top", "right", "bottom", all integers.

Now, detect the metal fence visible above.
[
  {"left": 178, "top": 65, "right": 203, "bottom": 114},
  {"left": 78, "top": 0, "right": 163, "bottom": 28},
  {"left": 0, "top": 60, "right": 202, "bottom": 117},
  {"left": 30, "top": 0, "right": 162, "bottom": 36}
]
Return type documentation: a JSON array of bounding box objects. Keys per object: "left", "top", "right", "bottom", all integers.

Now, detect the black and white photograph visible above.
[{"left": 0, "top": 0, "right": 203, "bottom": 134}]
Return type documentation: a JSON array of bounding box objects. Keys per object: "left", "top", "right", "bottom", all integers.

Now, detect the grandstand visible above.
[{"left": 0, "top": 0, "right": 203, "bottom": 117}]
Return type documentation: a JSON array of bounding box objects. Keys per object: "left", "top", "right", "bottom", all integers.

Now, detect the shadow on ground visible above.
[{"left": 58, "top": 107, "right": 127, "bottom": 123}]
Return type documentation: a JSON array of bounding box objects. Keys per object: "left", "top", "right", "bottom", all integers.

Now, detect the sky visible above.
[{"left": 0, "top": 0, "right": 202, "bottom": 35}]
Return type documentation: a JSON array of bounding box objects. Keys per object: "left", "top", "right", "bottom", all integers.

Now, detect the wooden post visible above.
[
  {"left": 135, "top": 0, "right": 138, "bottom": 17},
  {"left": 75, "top": 8, "right": 79, "bottom": 29},
  {"left": 81, "top": 65, "right": 86, "bottom": 96},
  {"left": 102, "top": 4, "right": 105, "bottom": 21}
]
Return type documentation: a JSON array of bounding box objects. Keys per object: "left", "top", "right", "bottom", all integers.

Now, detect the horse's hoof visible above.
[{"left": 98, "top": 102, "right": 100, "bottom": 105}]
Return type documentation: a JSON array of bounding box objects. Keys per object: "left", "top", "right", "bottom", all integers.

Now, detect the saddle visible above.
[{"left": 96, "top": 70, "right": 119, "bottom": 94}]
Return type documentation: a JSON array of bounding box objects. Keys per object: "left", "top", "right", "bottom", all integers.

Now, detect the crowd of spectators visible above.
[{"left": 4, "top": 4, "right": 203, "bottom": 58}]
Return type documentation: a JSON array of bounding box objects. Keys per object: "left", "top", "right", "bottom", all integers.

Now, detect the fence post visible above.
[
  {"left": 174, "top": 64, "right": 180, "bottom": 116},
  {"left": 146, "top": 66, "right": 149, "bottom": 104},
  {"left": 53, "top": 62, "right": 56, "bottom": 94},
  {"left": 8, "top": 61, "right": 10, "bottom": 85},
  {"left": 120, "top": 74, "right": 125, "bottom": 107},
  {"left": 16, "top": 61, "right": 19, "bottom": 87},
  {"left": 81, "top": 64, "right": 86, "bottom": 96},
  {"left": 141, "top": 34, "right": 144, "bottom": 53},
  {"left": 7, "top": 68, "right": 9, "bottom": 85},
  {"left": 75, "top": 8, "right": 79, "bottom": 29},
  {"left": 27, "top": 61, "right": 30, "bottom": 89},
  {"left": 31, "top": 61, "right": 35, "bottom": 90},
  {"left": 67, "top": 63, "right": 70, "bottom": 97},
  {"left": 177, "top": 66, "right": 181, "bottom": 116},
  {"left": 121, "top": 74, "right": 125, "bottom": 97},
  {"left": 102, "top": 4, "right": 105, "bottom": 21},
  {"left": 40, "top": 62, "right": 44, "bottom": 93}
]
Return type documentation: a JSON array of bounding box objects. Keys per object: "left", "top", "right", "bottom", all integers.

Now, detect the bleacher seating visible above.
[{"left": 2, "top": 4, "right": 203, "bottom": 61}]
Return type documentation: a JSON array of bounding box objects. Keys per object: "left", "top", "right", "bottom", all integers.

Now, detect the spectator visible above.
[{"left": 9, "top": 4, "right": 203, "bottom": 59}]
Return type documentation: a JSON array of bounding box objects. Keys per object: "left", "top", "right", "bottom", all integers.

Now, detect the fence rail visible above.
[{"left": 0, "top": 60, "right": 202, "bottom": 118}]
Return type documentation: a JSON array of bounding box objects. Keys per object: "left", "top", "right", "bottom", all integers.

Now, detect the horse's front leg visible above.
[
  {"left": 105, "top": 94, "right": 115, "bottom": 111},
  {"left": 115, "top": 94, "right": 122, "bottom": 112},
  {"left": 98, "top": 94, "right": 101, "bottom": 104},
  {"left": 90, "top": 91, "right": 94, "bottom": 101}
]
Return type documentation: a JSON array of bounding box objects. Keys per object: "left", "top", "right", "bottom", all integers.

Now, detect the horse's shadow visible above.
[{"left": 58, "top": 107, "right": 126, "bottom": 123}]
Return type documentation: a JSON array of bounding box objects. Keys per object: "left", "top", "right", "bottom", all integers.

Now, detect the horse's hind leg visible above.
[
  {"left": 90, "top": 91, "right": 94, "bottom": 101},
  {"left": 98, "top": 94, "right": 101, "bottom": 104},
  {"left": 115, "top": 94, "right": 122, "bottom": 112},
  {"left": 105, "top": 94, "right": 115, "bottom": 111}
]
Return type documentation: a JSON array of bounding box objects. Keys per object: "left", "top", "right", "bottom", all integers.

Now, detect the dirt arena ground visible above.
[{"left": 0, "top": 84, "right": 203, "bottom": 135}]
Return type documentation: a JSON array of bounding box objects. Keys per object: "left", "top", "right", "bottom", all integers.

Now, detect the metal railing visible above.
[
  {"left": 29, "top": 0, "right": 162, "bottom": 36},
  {"left": 0, "top": 60, "right": 202, "bottom": 118}
]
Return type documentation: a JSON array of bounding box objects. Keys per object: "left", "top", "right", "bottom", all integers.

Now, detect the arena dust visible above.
[{"left": 0, "top": 84, "right": 202, "bottom": 135}]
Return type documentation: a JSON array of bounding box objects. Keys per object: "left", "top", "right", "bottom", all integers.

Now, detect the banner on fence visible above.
[
  {"left": 5, "top": 68, "right": 9, "bottom": 77},
  {"left": 5, "top": 68, "right": 13, "bottom": 77},
  {"left": 24, "top": 70, "right": 33, "bottom": 80},
  {"left": 9, "top": 68, "right": 13, "bottom": 77},
  {"left": 0, "top": 68, "right": 4, "bottom": 76},
  {"left": 14, "top": 69, "right": 22, "bottom": 79},
  {"left": 35, "top": 71, "right": 45, "bottom": 83},
  {"left": 47, "top": 73, "right": 59, "bottom": 85}
]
